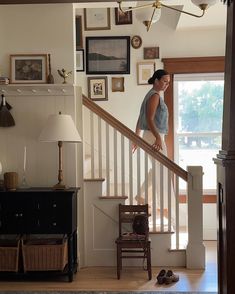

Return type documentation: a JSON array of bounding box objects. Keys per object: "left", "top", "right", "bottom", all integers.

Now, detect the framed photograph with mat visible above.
[
  {"left": 137, "top": 61, "right": 155, "bottom": 85},
  {"left": 10, "top": 54, "right": 47, "bottom": 84},
  {"left": 76, "top": 49, "right": 84, "bottom": 72},
  {"left": 86, "top": 36, "right": 130, "bottom": 74},
  {"left": 112, "top": 77, "right": 124, "bottom": 92},
  {"left": 88, "top": 76, "right": 108, "bottom": 101},
  {"left": 84, "top": 8, "right": 110, "bottom": 31}
]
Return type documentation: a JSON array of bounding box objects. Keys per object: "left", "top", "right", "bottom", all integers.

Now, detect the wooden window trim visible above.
[
  {"left": 162, "top": 56, "right": 224, "bottom": 200},
  {"left": 162, "top": 56, "right": 225, "bottom": 161}
]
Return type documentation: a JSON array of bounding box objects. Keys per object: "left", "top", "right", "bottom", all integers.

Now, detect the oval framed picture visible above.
[{"left": 131, "top": 35, "right": 142, "bottom": 49}]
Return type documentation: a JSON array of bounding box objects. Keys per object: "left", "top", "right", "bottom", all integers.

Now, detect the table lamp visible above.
[{"left": 39, "top": 112, "right": 81, "bottom": 189}]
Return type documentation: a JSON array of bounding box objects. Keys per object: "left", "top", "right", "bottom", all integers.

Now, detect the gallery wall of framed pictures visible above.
[{"left": 75, "top": 7, "right": 161, "bottom": 101}]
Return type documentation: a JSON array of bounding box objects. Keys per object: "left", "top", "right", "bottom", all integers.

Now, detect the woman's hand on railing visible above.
[{"left": 152, "top": 135, "right": 163, "bottom": 152}]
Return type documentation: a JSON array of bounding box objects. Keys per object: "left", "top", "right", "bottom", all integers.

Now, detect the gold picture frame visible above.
[
  {"left": 137, "top": 61, "right": 155, "bottom": 85},
  {"left": 112, "top": 77, "right": 124, "bottom": 92},
  {"left": 144, "top": 47, "right": 159, "bottom": 59},
  {"left": 84, "top": 8, "right": 110, "bottom": 31},
  {"left": 10, "top": 54, "right": 47, "bottom": 84}
]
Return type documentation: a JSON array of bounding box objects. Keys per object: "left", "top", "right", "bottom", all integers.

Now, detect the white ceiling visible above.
[{"left": 74, "top": 0, "right": 227, "bottom": 30}]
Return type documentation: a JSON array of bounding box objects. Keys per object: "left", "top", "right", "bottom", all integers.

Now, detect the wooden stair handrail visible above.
[{"left": 82, "top": 95, "right": 188, "bottom": 182}]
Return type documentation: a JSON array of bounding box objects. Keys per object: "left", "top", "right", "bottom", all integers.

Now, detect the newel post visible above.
[{"left": 186, "top": 166, "right": 205, "bottom": 269}]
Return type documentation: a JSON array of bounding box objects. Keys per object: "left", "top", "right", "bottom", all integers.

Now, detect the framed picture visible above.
[
  {"left": 112, "top": 77, "right": 124, "bottom": 92},
  {"left": 137, "top": 61, "right": 155, "bottom": 85},
  {"left": 76, "top": 15, "right": 83, "bottom": 50},
  {"left": 86, "top": 36, "right": 130, "bottom": 75},
  {"left": 84, "top": 8, "right": 110, "bottom": 31},
  {"left": 76, "top": 49, "right": 84, "bottom": 72},
  {"left": 144, "top": 47, "right": 159, "bottom": 59},
  {"left": 10, "top": 54, "right": 47, "bottom": 84},
  {"left": 88, "top": 76, "right": 108, "bottom": 101},
  {"left": 115, "top": 8, "right": 132, "bottom": 25},
  {"left": 131, "top": 35, "right": 142, "bottom": 49}
]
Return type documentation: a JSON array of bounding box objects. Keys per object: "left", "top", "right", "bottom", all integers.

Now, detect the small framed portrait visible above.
[
  {"left": 10, "top": 54, "right": 47, "bottom": 84},
  {"left": 131, "top": 35, "right": 142, "bottom": 49},
  {"left": 76, "top": 49, "right": 84, "bottom": 72},
  {"left": 137, "top": 61, "right": 155, "bottom": 85},
  {"left": 112, "top": 77, "right": 124, "bottom": 92},
  {"left": 84, "top": 8, "right": 110, "bottom": 31},
  {"left": 144, "top": 47, "right": 159, "bottom": 59},
  {"left": 76, "top": 15, "right": 83, "bottom": 49},
  {"left": 115, "top": 8, "right": 132, "bottom": 25},
  {"left": 88, "top": 76, "right": 108, "bottom": 101}
]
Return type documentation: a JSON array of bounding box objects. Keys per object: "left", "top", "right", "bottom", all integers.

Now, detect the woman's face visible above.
[{"left": 154, "top": 74, "right": 170, "bottom": 92}]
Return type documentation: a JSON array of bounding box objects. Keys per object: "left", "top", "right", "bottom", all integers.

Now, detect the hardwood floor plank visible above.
[{"left": 0, "top": 241, "right": 217, "bottom": 293}]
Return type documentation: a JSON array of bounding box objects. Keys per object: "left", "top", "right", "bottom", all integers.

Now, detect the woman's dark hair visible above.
[{"left": 148, "top": 69, "right": 169, "bottom": 84}]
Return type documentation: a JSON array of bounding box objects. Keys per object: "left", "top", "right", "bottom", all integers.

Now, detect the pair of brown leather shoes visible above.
[{"left": 156, "top": 269, "right": 179, "bottom": 285}]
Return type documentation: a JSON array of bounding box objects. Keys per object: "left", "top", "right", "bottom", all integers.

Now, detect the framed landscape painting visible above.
[{"left": 86, "top": 36, "right": 130, "bottom": 74}]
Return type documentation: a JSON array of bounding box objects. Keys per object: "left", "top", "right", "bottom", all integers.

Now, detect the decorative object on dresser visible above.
[
  {"left": 47, "top": 54, "right": 54, "bottom": 84},
  {"left": 57, "top": 68, "right": 72, "bottom": 84},
  {"left": 3, "top": 172, "right": 18, "bottom": 191},
  {"left": 38, "top": 112, "right": 82, "bottom": 190},
  {"left": 10, "top": 54, "right": 47, "bottom": 84},
  {"left": 0, "top": 94, "right": 15, "bottom": 127},
  {"left": 20, "top": 146, "right": 29, "bottom": 188},
  {"left": 0, "top": 188, "right": 79, "bottom": 281}
]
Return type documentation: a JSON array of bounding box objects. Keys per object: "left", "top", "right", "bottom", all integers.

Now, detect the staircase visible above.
[{"left": 82, "top": 94, "right": 205, "bottom": 269}]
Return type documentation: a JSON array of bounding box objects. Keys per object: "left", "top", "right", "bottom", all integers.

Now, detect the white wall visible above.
[{"left": 0, "top": 4, "right": 75, "bottom": 84}]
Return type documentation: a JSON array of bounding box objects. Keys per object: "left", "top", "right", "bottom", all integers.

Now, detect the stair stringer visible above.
[{"left": 84, "top": 179, "right": 186, "bottom": 267}]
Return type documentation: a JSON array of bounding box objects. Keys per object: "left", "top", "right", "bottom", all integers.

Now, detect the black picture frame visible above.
[
  {"left": 75, "top": 15, "right": 83, "bottom": 50},
  {"left": 86, "top": 36, "right": 130, "bottom": 75}
]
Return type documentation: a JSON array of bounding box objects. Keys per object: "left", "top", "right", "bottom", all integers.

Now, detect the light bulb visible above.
[{"left": 191, "top": 0, "right": 219, "bottom": 8}]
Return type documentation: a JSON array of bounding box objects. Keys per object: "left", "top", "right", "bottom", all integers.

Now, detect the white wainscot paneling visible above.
[{"left": 0, "top": 84, "right": 79, "bottom": 188}]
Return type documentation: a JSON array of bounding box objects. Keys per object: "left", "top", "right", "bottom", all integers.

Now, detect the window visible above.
[{"left": 174, "top": 73, "right": 224, "bottom": 192}]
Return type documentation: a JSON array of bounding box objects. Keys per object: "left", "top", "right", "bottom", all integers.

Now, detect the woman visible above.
[{"left": 134, "top": 69, "right": 171, "bottom": 211}]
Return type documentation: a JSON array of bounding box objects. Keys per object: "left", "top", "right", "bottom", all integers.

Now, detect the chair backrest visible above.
[{"left": 118, "top": 204, "right": 149, "bottom": 239}]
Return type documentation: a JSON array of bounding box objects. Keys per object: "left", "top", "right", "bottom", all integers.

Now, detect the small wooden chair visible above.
[{"left": 115, "top": 204, "right": 152, "bottom": 280}]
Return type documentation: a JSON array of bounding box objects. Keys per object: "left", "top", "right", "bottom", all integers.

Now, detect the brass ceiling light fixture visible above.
[{"left": 118, "top": 0, "right": 219, "bottom": 31}]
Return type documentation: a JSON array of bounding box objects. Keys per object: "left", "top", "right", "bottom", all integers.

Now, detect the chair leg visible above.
[
  {"left": 147, "top": 243, "right": 152, "bottom": 280},
  {"left": 117, "top": 244, "right": 121, "bottom": 279}
]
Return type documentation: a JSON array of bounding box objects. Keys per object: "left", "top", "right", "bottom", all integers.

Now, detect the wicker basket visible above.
[
  {"left": 22, "top": 237, "right": 68, "bottom": 272},
  {"left": 0, "top": 239, "right": 20, "bottom": 272}
]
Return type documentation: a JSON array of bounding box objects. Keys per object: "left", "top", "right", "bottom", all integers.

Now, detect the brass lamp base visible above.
[{"left": 53, "top": 182, "right": 67, "bottom": 190}]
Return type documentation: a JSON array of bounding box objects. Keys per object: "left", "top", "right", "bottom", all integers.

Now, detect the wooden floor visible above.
[{"left": 0, "top": 241, "right": 217, "bottom": 292}]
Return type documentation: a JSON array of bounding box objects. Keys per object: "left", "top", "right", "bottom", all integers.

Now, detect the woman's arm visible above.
[{"left": 146, "top": 93, "right": 163, "bottom": 151}]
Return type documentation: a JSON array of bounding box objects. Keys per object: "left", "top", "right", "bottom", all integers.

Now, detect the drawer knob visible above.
[
  {"left": 52, "top": 203, "right": 57, "bottom": 208},
  {"left": 52, "top": 222, "right": 57, "bottom": 226}
]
